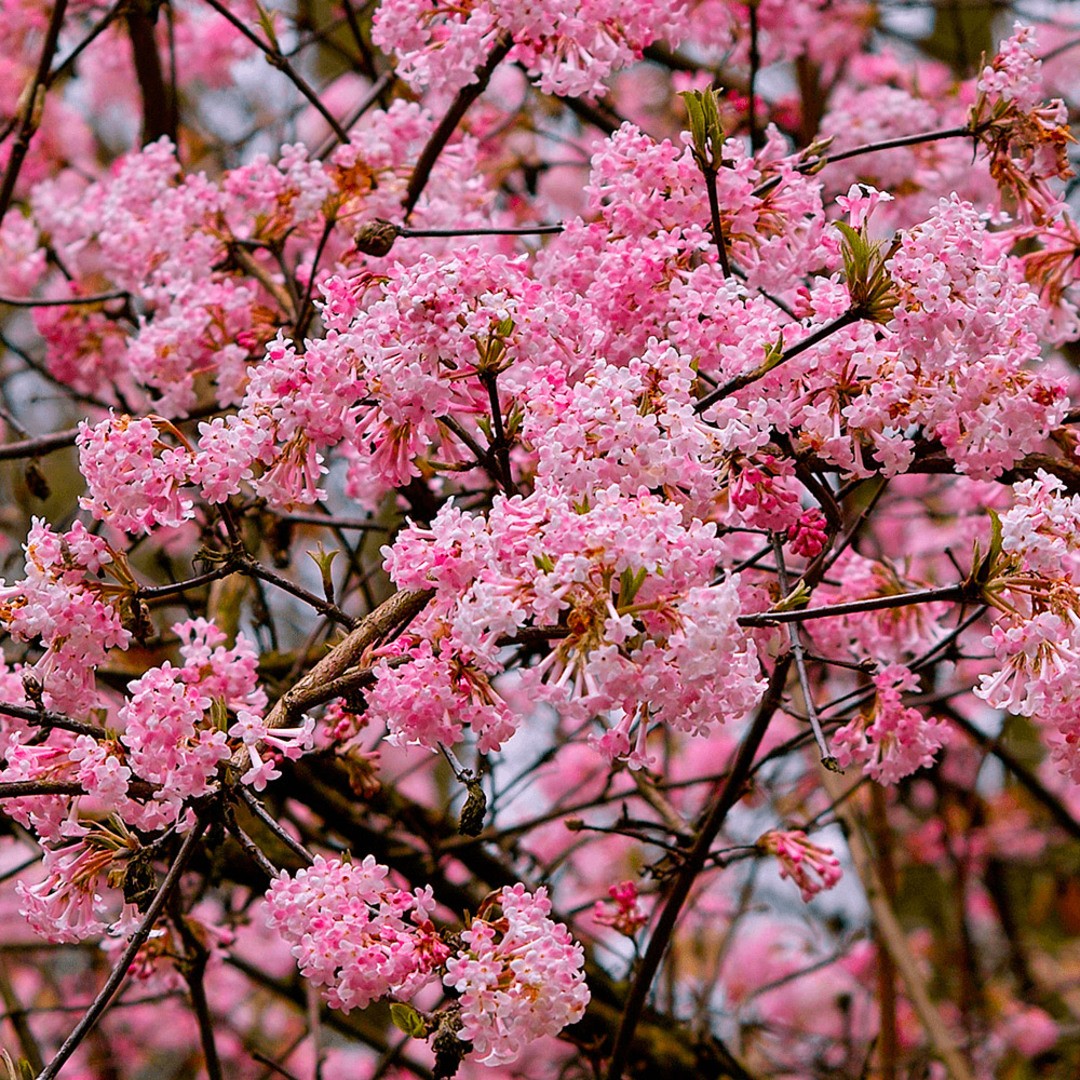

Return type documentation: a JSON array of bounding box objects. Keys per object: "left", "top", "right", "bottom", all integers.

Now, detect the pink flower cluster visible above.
[
  {"left": 973, "top": 472, "right": 1080, "bottom": 781},
  {"left": 971, "top": 24, "right": 1073, "bottom": 223},
  {"left": 758, "top": 829, "right": 843, "bottom": 902},
  {"left": 977, "top": 23, "right": 1053, "bottom": 115},
  {"left": 265, "top": 855, "right": 448, "bottom": 1011},
  {"left": 373, "top": 485, "right": 764, "bottom": 760},
  {"left": 444, "top": 884, "right": 589, "bottom": 1065},
  {"left": 593, "top": 880, "right": 649, "bottom": 936},
  {"left": 119, "top": 619, "right": 310, "bottom": 823},
  {"left": 0, "top": 519, "right": 130, "bottom": 713},
  {"left": 267, "top": 864, "right": 589, "bottom": 1065},
  {"left": 1, "top": 6, "right": 1079, "bottom": 1073},
  {"left": 17, "top": 819, "right": 142, "bottom": 943},
  {"left": 373, "top": 0, "right": 689, "bottom": 97},
  {"left": 77, "top": 413, "right": 196, "bottom": 534},
  {"left": 831, "top": 665, "right": 951, "bottom": 785}
]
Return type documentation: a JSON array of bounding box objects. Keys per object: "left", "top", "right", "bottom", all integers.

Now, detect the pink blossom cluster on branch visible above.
[{"left": 0, "top": 3, "right": 1078, "bottom": 1079}]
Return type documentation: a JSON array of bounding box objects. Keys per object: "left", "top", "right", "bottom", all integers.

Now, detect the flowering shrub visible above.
[{"left": 0, "top": 3, "right": 1079, "bottom": 1079}]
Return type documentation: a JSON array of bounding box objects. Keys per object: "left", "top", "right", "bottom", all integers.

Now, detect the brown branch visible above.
[
  {"left": 0, "top": 781, "right": 87, "bottom": 799},
  {"left": 232, "top": 588, "right": 434, "bottom": 771},
  {"left": 821, "top": 768, "right": 975, "bottom": 1080},
  {"left": 126, "top": 0, "right": 178, "bottom": 145},
  {"left": 36, "top": 816, "right": 209, "bottom": 1080},
  {"left": 870, "top": 785, "right": 899, "bottom": 1080},
  {"left": 241, "top": 557, "right": 356, "bottom": 629},
  {"left": 174, "top": 910, "right": 223, "bottom": 1080},
  {"left": 0, "top": 426, "right": 79, "bottom": 462},
  {"left": 747, "top": 2, "right": 762, "bottom": 154},
  {"left": 604, "top": 655, "right": 792, "bottom": 1080},
  {"left": 0, "top": 0, "right": 69, "bottom": 224},
  {"left": 0, "top": 957, "right": 45, "bottom": 1074},
  {"left": 403, "top": 35, "right": 513, "bottom": 218},
  {"left": 0, "top": 701, "right": 104, "bottom": 739}
]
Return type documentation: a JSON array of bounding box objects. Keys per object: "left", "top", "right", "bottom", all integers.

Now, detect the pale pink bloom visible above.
[
  {"left": 17, "top": 820, "right": 140, "bottom": 943},
  {"left": 836, "top": 183, "right": 895, "bottom": 230},
  {"left": 758, "top": 829, "right": 842, "bottom": 902},
  {"left": 832, "top": 664, "right": 951, "bottom": 784},
  {"left": 77, "top": 414, "right": 196, "bottom": 534},
  {"left": 444, "top": 884, "right": 589, "bottom": 1065},
  {"left": 266, "top": 855, "right": 448, "bottom": 1011}
]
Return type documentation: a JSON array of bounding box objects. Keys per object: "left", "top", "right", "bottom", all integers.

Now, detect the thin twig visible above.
[
  {"left": 821, "top": 125, "right": 976, "bottom": 168},
  {"left": 701, "top": 162, "right": 732, "bottom": 276},
  {"left": 604, "top": 655, "right": 792, "bottom": 1080},
  {"left": 772, "top": 536, "right": 835, "bottom": 767},
  {"left": 0, "top": 957, "right": 45, "bottom": 1074},
  {"left": 481, "top": 371, "right": 515, "bottom": 494},
  {"left": 0, "top": 427, "right": 79, "bottom": 462},
  {"left": 403, "top": 35, "right": 513, "bottom": 218},
  {"left": 36, "top": 817, "right": 209, "bottom": 1080},
  {"left": 738, "top": 583, "right": 968, "bottom": 627},
  {"left": 237, "top": 788, "right": 315, "bottom": 867},
  {"left": 48, "top": 2, "right": 122, "bottom": 84},
  {"left": 695, "top": 309, "right": 860, "bottom": 412},
  {"left": 242, "top": 558, "right": 356, "bottom": 628},
  {"left": 820, "top": 768, "right": 974, "bottom": 1080},
  {"left": 199, "top": 0, "right": 348, "bottom": 143},
  {"left": 0, "top": 0, "right": 69, "bottom": 224},
  {"left": 944, "top": 706, "right": 1080, "bottom": 843},
  {"left": 0, "top": 781, "right": 87, "bottom": 799},
  {"left": 295, "top": 217, "right": 336, "bottom": 338},
  {"left": 315, "top": 71, "right": 395, "bottom": 160},
  {"left": 397, "top": 223, "right": 565, "bottom": 238},
  {"left": 0, "top": 290, "right": 129, "bottom": 308}
]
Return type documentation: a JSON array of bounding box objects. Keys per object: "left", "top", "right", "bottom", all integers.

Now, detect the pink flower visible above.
[
  {"left": 77, "top": 413, "right": 196, "bottom": 534},
  {"left": 266, "top": 855, "right": 449, "bottom": 1011},
  {"left": 832, "top": 664, "right": 951, "bottom": 784},
  {"left": 443, "top": 885, "right": 590, "bottom": 1065},
  {"left": 593, "top": 880, "right": 649, "bottom": 935},
  {"left": 17, "top": 819, "right": 141, "bottom": 943},
  {"left": 786, "top": 507, "right": 829, "bottom": 559},
  {"left": 758, "top": 829, "right": 842, "bottom": 902}
]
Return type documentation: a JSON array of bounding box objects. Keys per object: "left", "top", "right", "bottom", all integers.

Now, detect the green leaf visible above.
[
  {"left": 252, "top": 0, "right": 279, "bottom": 48},
  {"left": 773, "top": 579, "right": 812, "bottom": 612},
  {"left": 987, "top": 507, "right": 1003, "bottom": 564},
  {"left": 390, "top": 1003, "right": 429, "bottom": 1039},
  {"left": 974, "top": 507, "right": 1005, "bottom": 586},
  {"left": 617, "top": 566, "right": 648, "bottom": 607},
  {"left": 209, "top": 697, "right": 229, "bottom": 732},
  {"left": 761, "top": 331, "right": 786, "bottom": 372},
  {"left": 835, "top": 222, "right": 897, "bottom": 324},
  {"left": 679, "top": 88, "right": 725, "bottom": 169}
]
